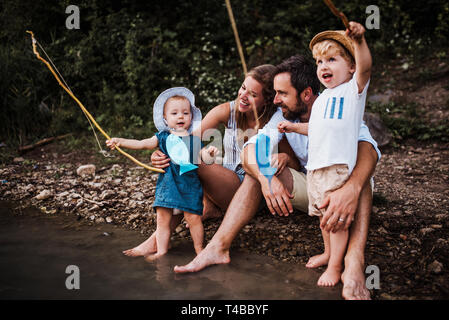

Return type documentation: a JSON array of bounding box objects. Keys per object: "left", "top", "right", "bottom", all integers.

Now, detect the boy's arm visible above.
[
  {"left": 347, "top": 21, "right": 372, "bottom": 93},
  {"left": 278, "top": 120, "right": 308, "bottom": 135},
  {"left": 106, "top": 136, "right": 158, "bottom": 150}
]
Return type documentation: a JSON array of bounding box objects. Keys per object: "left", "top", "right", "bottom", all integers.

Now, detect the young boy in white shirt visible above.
[{"left": 277, "top": 21, "right": 372, "bottom": 287}]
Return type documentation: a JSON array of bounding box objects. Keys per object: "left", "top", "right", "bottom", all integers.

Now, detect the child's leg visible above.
[
  {"left": 306, "top": 216, "right": 330, "bottom": 268},
  {"left": 123, "top": 214, "right": 182, "bottom": 257},
  {"left": 318, "top": 228, "right": 349, "bottom": 287},
  {"left": 183, "top": 212, "right": 204, "bottom": 255},
  {"left": 145, "top": 207, "right": 172, "bottom": 260}
]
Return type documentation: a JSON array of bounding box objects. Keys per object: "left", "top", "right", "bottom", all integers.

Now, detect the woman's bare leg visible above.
[{"left": 198, "top": 163, "right": 242, "bottom": 212}]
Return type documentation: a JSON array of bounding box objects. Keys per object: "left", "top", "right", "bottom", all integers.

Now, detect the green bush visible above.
[{"left": 1, "top": 0, "right": 448, "bottom": 145}]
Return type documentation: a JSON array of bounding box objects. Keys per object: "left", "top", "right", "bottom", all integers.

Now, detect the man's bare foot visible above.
[
  {"left": 317, "top": 267, "right": 342, "bottom": 287},
  {"left": 173, "top": 242, "right": 230, "bottom": 273},
  {"left": 306, "top": 252, "right": 329, "bottom": 268},
  {"left": 122, "top": 234, "right": 157, "bottom": 257},
  {"left": 341, "top": 261, "right": 371, "bottom": 300}
]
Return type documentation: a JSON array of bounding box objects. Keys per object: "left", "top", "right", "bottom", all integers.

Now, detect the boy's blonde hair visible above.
[{"left": 312, "top": 39, "right": 355, "bottom": 66}]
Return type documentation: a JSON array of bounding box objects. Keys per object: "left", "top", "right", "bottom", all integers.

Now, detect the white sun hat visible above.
[{"left": 153, "top": 87, "right": 202, "bottom": 133}]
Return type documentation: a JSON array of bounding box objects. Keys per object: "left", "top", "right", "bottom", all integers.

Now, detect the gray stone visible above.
[
  {"left": 76, "top": 164, "right": 96, "bottom": 177},
  {"left": 363, "top": 112, "right": 392, "bottom": 147},
  {"left": 35, "top": 189, "right": 53, "bottom": 200}
]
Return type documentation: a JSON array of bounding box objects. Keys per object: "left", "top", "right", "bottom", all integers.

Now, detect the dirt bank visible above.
[{"left": 1, "top": 136, "right": 448, "bottom": 299}]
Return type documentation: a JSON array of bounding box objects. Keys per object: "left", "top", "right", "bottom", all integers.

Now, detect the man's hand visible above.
[
  {"left": 319, "top": 180, "right": 360, "bottom": 232},
  {"left": 261, "top": 175, "right": 293, "bottom": 216},
  {"left": 150, "top": 149, "right": 170, "bottom": 169}
]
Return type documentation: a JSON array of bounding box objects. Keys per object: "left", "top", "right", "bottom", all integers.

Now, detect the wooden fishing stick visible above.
[
  {"left": 225, "top": 0, "right": 248, "bottom": 76},
  {"left": 323, "top": 0, "right": 350, "bottom": 29},
  {"left": 26, "top": 31, "right": 165, "bottom": 173},
  {"left": 224, "top": 1, "right": 261, "bottom": 131}
]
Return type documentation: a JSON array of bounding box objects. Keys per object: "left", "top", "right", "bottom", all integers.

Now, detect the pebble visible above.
[
  {"left": 420, "top": 227, "right": 434, "bottom": 235},
  {"left": 35, "top": 189, "right": 53, "bottom": 200},
  {"left": 131, "top": 192, "right": 145, "bottom": 201},
  {"left": 428, "top": 260, "right": 443, "bottom": 274},
  {"left": 76, "top": 164, "right": 96, "bottom": 177},
  {"left": 100, "top": 190, "right": 115, "bottom": 200},
  {"left": 95, "top": 217, "right": 105, "bottom": 224}
]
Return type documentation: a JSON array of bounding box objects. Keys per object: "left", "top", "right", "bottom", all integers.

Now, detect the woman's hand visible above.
[{"left": 150, "top": 149, "right": 170, "bottom": 169}]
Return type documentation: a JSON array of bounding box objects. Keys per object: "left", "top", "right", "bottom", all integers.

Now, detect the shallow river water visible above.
[{"left": 0, "top": 201, "right": 340, "bottom": 300}]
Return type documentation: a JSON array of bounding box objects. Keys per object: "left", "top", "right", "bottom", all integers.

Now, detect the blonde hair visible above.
[{"left": 312, "top": 39, "right": 355, "bottom": 66}]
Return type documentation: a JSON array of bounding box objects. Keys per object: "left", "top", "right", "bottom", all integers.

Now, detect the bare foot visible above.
[
  {"left": 173, "top": 242, "right": 230, "bottom": 273},
  {"left": 122, "top": 234, "right": 157, "bottom": 257},
  {"left": 202, "top": 196, "right": 223, "bottom": 221},
  {"left": 341, "top": 261, "right": 371, "bottom": 300},
  {"left": 306, "top": 252, "right": 329, "bottom": 268},
  {"left": 317, "top": 267, "right": 342, "bottom": 287},
  {"left": 144, "top": 252, "right": 167, "bottom": 261}
]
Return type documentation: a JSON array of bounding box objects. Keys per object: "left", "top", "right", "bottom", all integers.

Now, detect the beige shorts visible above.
[
  {"left": 307, "top": 164, "right": 350, "bottom": 217},
  {"left": 288, "top": 167, "right": 309, "bottom": 213}
]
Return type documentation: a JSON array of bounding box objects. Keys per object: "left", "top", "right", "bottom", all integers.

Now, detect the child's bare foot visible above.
[
  {"left": 317, "top": 267, "right": 342, "bottom": 287},
  {"left": 144, "top": 251, "right": 167, "bottom": 261},
  {"left": 306, "top": 252, "right": 329, "bottom": 268},
  {"left": 123, "top": 235, "right": 170, "bottom": 257}
]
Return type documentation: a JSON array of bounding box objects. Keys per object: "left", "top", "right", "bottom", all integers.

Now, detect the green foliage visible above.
[
  {"left": 1, "top": 0, "right": 448, "bottom": 146},
  {"left": 367, "top": 102, "right": 449, "bottom": 142}
]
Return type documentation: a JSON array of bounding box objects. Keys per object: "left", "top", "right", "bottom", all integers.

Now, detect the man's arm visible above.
[
  {"left": 319, "top": 141, "right": 378, "bottom": 232},
  {"left": 241, "top": 144, "right": 293, "bottom": 216}
]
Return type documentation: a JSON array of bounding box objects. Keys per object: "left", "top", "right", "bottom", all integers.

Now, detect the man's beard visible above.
[{"left": 281, "top": 99, "right": 308, "bottom": 121}]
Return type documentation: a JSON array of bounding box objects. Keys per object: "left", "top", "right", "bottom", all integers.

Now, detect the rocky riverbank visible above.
[{"left": 1, "top": 139, "right": 449, "bottom": 299}]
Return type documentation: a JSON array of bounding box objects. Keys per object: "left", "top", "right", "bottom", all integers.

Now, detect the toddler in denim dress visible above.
[{"left": 106, "top": 87, "right": 218, "bottom": 259}]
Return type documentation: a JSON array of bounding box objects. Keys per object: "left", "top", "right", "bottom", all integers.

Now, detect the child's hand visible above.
[
  {"left": 202, "top": 146, "right": 220, "bottom": 165},
  {"left": 346, "top": 21, "right": 366, "bottom": 43},
  {"left": 277, "top": 120, "right": 296, "bottom": 133},
  {"left": 206, "top": 146, "right": 220, "bottom": 158},
  {"left": 106, "top": 138, "right": 121, "bottom": 150}
]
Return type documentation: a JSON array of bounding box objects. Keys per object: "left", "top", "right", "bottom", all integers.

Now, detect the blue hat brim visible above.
[{"left": 153, "top": 87, "right": 202, "bottom": 133}]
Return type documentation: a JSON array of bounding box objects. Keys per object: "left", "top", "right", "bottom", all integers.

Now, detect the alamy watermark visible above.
[
  {"left": 365, "top": 265, "right": 380, "bottom": 289},
  {"left": 365, "top": 5, "right": 380, "bottom": 30},
  {"left": 65, "top": 265, "right": 80, "bottom": 290},
  {"left": 65, "top": 5, "right": 80, "bottom": 30}
]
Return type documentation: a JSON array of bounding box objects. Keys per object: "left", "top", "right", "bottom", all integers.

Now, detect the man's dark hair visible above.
[{"left": 274, "top": 55, "right": 321, "bottom": 95}]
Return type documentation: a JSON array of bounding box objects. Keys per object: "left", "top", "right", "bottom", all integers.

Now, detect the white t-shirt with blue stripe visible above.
[{"left": 307, "top": 74, "right": 370, "bottom": 173}]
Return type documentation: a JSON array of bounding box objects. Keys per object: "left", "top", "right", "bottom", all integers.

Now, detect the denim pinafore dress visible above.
[{"left": 152, "top": 131, "right": 203, "bottom": 215}]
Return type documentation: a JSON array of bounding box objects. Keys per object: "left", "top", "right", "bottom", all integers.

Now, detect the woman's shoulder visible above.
[{"left": 202, "top": 101, "right": 232, "bottom": 125}]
